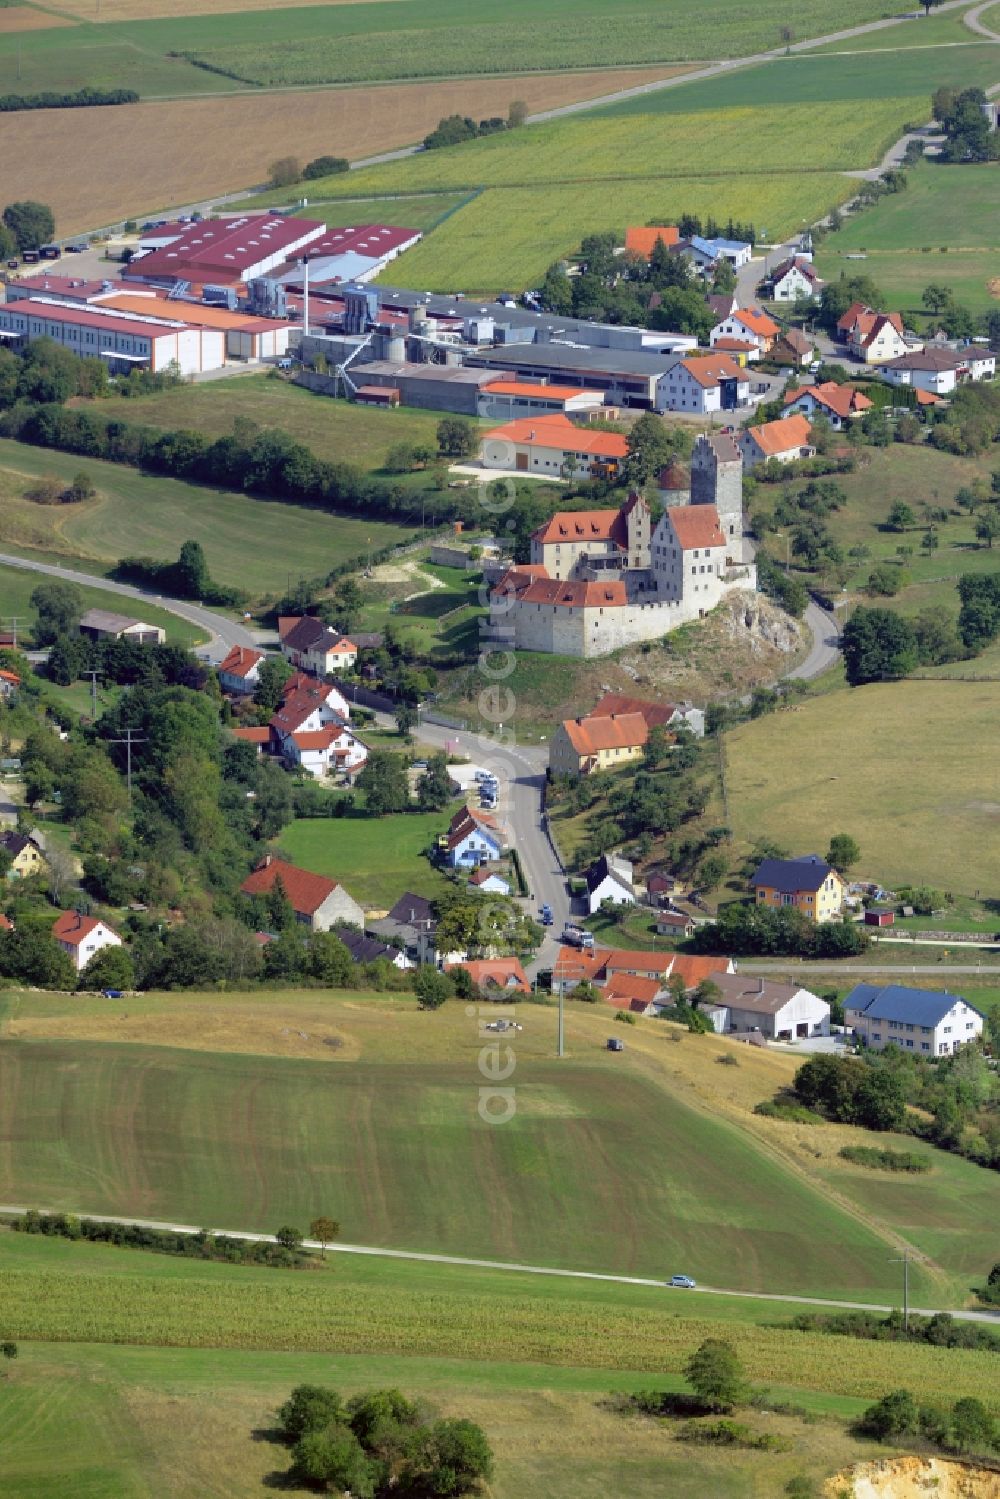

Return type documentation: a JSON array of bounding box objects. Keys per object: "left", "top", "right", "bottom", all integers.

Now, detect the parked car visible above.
[
  {"left": 668, "top": 1274, "right": 696, "bottom": 1289},
  {"left": 540, "top": 903, "right": 553, "bottom": 926},
  {"left": 65, "top": 242, "right": 89, "bottom": 253},
  {"left": 607, "top": 1037, "right": 624, "bottom": 1052},
  {"left": 102, "top": 989, "right": 124, "bottom": 999}
]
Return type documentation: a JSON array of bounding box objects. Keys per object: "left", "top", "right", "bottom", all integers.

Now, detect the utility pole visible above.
[
  {"left": 557, "top": 982, "right": 564, "bottom": 1057},
  {"left": 109, "top": 728, "right": 147, "bottom": 803},
  {"left": 1, "top": 616, "right": 22, "bottom": 648},
  {"left": 890, "top": 1250, "right": 918, "bottom": 1331},
  {"left": 84, "top": 670, "right": 100, "bottom": 720}
]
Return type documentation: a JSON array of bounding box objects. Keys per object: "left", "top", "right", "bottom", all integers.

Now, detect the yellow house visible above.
[
  {"left": 549, "top": 712, "right": 648, "bottom": 779},
  {"left": 1, "top": 830, "right": 47, "bottom": 880},
  {"left": 750, "top": 855, "right": 845, "bottom": 923}
]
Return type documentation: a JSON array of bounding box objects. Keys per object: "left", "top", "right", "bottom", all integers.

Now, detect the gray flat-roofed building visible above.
[
  {"left": 349, "top": 360, "right": 502, "bottom": 414},
  {"left": 79, "top": 609, "right": 166, "bottom": 645},
  {"left": 464, "top": 342, "right": 679, "bottom": 408}
]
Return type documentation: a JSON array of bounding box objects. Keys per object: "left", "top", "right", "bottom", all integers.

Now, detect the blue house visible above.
[
  {"left": 845, "top": 983, "right": 985, "bottom": 1057},
  {"left": 444, "top": 807, "right": 503, "bottom": 868}
]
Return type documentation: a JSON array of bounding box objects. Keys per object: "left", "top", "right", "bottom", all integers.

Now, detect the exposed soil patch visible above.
[{"left": 826, "top": 1456, "right": 1000, "bottom": 1498}]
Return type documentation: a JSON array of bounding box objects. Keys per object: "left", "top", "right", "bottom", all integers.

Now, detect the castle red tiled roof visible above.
[{"left": 668, "top": 505, "right": 726, "bottom": 550}]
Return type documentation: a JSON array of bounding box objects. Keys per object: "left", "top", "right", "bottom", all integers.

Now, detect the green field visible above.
[
  {"left": 171, "top": 0, "right": 903, "bottom": 87},
  {"left": 725, "top": 678, "right": 1000, "bottom": 896},
  {"left": 264, "top": 95, "right": 911, "bottom": 293},
  {"left": 808, "top": 2, "right": 988, "bottom": 50},
  {"left": 815, "top": 160, "right": 1000, "bottom": 315},
  {"left": 289, "top": 191, "right": 476, "bottom": 232},
  {"left": 0, "top": 434, "right": 416, "bottom": 602},
  {"left": 0, "top": 562, "right": 203, "bottom": 648},
  {"left": 79, "top": 375, "right": 450, "bottom": 471},
  {"left": 595, "top": 43, "right": 1000, "bottom": 114},
  {"left": 276, "top": 810, "right": 451, "bottom": 907},
  {"left": 0, "top": 1021, "right": 939, "bottom": 1301},
  {"left": 0, "top": 21, "right": 243, "bottom": 98}
]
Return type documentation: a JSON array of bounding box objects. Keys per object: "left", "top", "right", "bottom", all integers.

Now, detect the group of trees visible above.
[
  {"left": 276, "top": 1383, "right": 493, "bottom": 1497},
  {"left": 858, "top": 1387, "right": 997, "bottom": 1456},
  {"left": 792, "top": 1053, "right": 907, "bottom": 1131},
  {"left": 933, "top": 84, "right": 999, "bottom": 163},
  {"left": 842, "top": 568, "right": 1000, "bottom": 685},
  {"left": 268, "top": 154, "right": 350, "bottom": 188},
  {"left": 423, "top": 99, "right": 527, "bottom": 150},
  {"left": 114, "top": 538, "right": 245, "bottom": 609},
  {"left": 1, "top": 200, "right": 55, "bottom": 255},
  {"left": 692, "top": 901, "right": 869, "bottom": 959},
  {"left": 0, "top": 88, "right": 137, "bottom": 116}
]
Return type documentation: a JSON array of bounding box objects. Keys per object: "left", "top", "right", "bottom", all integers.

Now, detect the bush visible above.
[
  {"left": 839, "top": 1145, "right": 930, "bottom": 1173},
  {"left": 676, "top": 1418, "right": 788, "bottom": 1450},
  {"left": 278, "top": 1384, "right": 346, "bottom": 1442},
  {"left": 302, "top": 155, "right": 349, "bottom": 179}
]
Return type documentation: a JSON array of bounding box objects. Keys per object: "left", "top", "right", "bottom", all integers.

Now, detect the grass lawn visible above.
[
  {"left": 77, "top": 375, "right": 450, "bottom": 473},
  {"left": 0, "top": 563, "right": 204, "bottom": 649},
  {"left": 0, "top": 438, "right": 416, "bottom": 602},
  {"left": 276, "top": 810, "right": 451, "bottom": 908},
  {"left": 279, "top": 191, "right": 477, "bottom": 232},
  {"left": 817, "top": 248, "right": 1000, "bottom": 317},
  {"left": 724, "top": 678, "right": 1000, "bottom": 897}
]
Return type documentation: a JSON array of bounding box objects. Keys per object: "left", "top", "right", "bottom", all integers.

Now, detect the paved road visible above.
[
  {"left": 786, "top": 600, "right": 842, "bottom": 682},
  {"left": 740, "top": 960, "right": 1000, "bottom": 974},
  {"left": 1, "top": 1204, "right": 994, "bottom": 1320},
  {"left": 0, "top": 551, "right": 260, "bottom": 664},
  {"left": 964, "top": 0, "right": 1000, "bottom": 40}
]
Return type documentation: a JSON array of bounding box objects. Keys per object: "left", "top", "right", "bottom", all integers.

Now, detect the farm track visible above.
[{"left": 0, "top": 1205, "right": 993, "bottom": 1319}]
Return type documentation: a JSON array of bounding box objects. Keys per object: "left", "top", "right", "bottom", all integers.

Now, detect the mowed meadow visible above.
[
  {"left": 6, "top": 986, "right": 997, "bottom": 1304},
  {"left": 725, "top": 680, "right": 1000, "bottom": 898}
]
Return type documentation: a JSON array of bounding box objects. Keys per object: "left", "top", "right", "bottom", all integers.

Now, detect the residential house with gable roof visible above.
[
  {"left": 279, "top": 616, "right": 357, "bottom": 675},
  {"left": 875, "top": 344, "right": 996, "bottom": 395},
  {"left": 710, "top": 307, "right": 780, "bottom": 356},
  {"left": 1, "top": 830, "right": 46, "bottom": 880},
  {"left": 661, "top": 353, "right": 750, "bottom": 414},
  {"left": 625, "top": 225, "right": 680, "bottom": 259},
  {"left": 782, "top": 382, "right": 872, "bottom": 429},
  {"left": 845, "top": 982, "right": 984, "bottom": 1056},
  {"left": 52, "top": 910, "right": 122, "bottom": 973},
  {"left": 837, "top": 303, "right": 908, "bottom": 364},
  {"left": 738, "top": 413, "right": 815, "bottom": 470},
  {"left": 750, "top": 855, "right": 845, "bottom": 922},
  {"left": 479, "top": 414, "right": 628, "bottom": 481},
  {"left": 240, "top": 854, "right": 364, "bottom": 931},
  {"left": 701, "top": 972, "right": 830, "bottom": 1040},
  {"left": 217, "top": 644, "right": 265, "bottom": 696},
  {"left": 549, "top": 712, "right": 649, "bottom": 778},
  {"left": 445, "top": 806, "right": 505, "bottom": 868},
  {"left": 585, "top": 853, "right": 636, "bottom": 914},
  {"left": 765, "top": 256, "right": 824, "bottom": 303}
]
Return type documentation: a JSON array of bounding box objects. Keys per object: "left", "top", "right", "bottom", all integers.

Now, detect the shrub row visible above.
[
  {"left": 12, "top": 1210, "right": 312, "bottom": 1269},
  {"left": 0, "top": 87, "right": 138, "bottom": 113}
]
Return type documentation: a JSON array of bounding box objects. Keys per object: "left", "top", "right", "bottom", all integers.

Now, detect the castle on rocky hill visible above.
[{"left": 486, "top": 433, "right": 756, "bottom": 659}]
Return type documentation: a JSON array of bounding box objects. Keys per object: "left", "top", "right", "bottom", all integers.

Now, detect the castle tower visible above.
[
  {"left": 690, "top": 433, "right": 743, "bottom": 544},
  {"left": 620, "top": 491, "right": 651, "bottom": 570}
]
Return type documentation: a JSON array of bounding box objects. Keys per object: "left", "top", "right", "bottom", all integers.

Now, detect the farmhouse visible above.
[
  {"left": 750, "top": 854, "right": 845, "bottom": 922},
  {"left": 782, "top": 382, "right": 872, "bottom": 429},
  {"left": 655, "top": 909, "right": 696, "bottom": 939},
  {"left": 217, "top": 645, "right": 264, "bottom": 696},
  {"left": 548, "top": 712, "right": 648, "bottom": 778},
  {"left": 845, "top": 982, "right": 984, "bottom": 1056},
  {"left": 771, "top": 328, "right": 816, "bottom": 368},
  {"left": 875, "top": 345, "right": 997, "bottom": 396},
  {"left": 479, "top": 414, "right": 627, "bottom": 480},
  {"left": 279, "top": 616, "right": 358, "bottom": 675},
  {"left": 603, "top": 973, "right": 664, "bottom": 1016},
  {"left": 701, "top": 973, "right": 830, "bottom": 1040},
  {"left": 52, "top": 911, "right": 122, "bottom": 973},
  {"left": 0, "top": 830, "right": 46, "bottom": 880},
  {"left": 585, "top": 853, "right": 636, "bottom": 914},
  {"left": 531, "top": 493, "right": 649, "bottom": 579},
  {"left": 765, "top": 256, "right": 823, "bottom": 302},
  {"left": 78, "top": 609, "right": 166, "bottom": 645},
  {"left": 738, "top": 413, "right": 815, "bottom": 470},
  {"left": 710, "top": 308, "right": 780, "bottom": 355},
  {"left": 240, "top": 854, "right": 365, "bottom": 931}
]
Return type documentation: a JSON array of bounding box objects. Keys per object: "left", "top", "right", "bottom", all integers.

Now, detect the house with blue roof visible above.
[
  {"left": 749, "top": 854, "right": 845, "bottom": 923},
  {"left": 845, "top": 983, "right": 985, "bottom": 1056}
]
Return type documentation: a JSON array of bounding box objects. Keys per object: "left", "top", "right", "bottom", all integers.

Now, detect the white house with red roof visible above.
[
  {"left": 738, "top": 412, "right": 815, "bottom": 470},
  {"left": 710, "top": 307, "right": 780, "bottom": 356},
  {"left": 52, "top": 910, "right": 122, "bottom": 973},
  {"left": 530, "top": 492, "right": 650, "bottom": 579},
  {"left": 267, "top": 673, "right": 363, "bottom": 780},
  {"left": 651, "top": 503, "right": 754, "bottom": 615},
  {"left": 240, "top": 854, "right": 364, "bottom": 930},
  {"left": 661, "top": 353, "right": 750, "bottom": 414},
  {"left": 782, "top": 382, "right": 872, "bottom": 430},
  {"left": 217, "top": 645, "right": 264, "bottom": 695},
  {"left": 278, "top": 616, "right": 358, "bottom": 675},
  {"left": 836, "top": 303, "right": 909, "bottom": 364},
  {"left": 479, "top": 414, "right": 628, "bottom": 481}
]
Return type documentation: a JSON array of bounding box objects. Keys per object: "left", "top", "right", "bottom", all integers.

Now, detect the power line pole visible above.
[
  {"left": 1, "top": 616, "right": 22, "bottom": 648},
  {"left": 109, "top": 728, "right": 147, "bottom": 803},
  {"left": 889, "top": 1250, "right": 918, "bottom": 1331},
  {"left": 84, "top": 670, "right": 100, "bottom": 720}
]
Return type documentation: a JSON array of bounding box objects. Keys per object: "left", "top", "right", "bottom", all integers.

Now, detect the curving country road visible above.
[
  {"left": 0, "top": 550, "right": 260, "bottom": 663},
  {"left": 0, "top": 1204, "right": 994, "bottom": 1321}
]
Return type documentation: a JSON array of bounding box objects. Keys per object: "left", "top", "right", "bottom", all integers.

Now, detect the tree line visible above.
[{"left": 0, "top": 87, "right": 138, "bottom": 114}]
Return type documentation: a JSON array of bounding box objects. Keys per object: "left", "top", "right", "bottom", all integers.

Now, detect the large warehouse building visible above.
[{"left": 0, "top": 297, "right": 223, "bottom": 375}]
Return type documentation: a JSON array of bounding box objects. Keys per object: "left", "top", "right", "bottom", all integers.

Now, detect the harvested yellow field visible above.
[
  {"left": 0, "top": 64, "right": 692, "bottom": 234},
  {"left": 0, "top": 5, "right": 74, "bottom": 29},
  {"left": 41, "top": 0, "right": 379, "bottom": 16}
]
